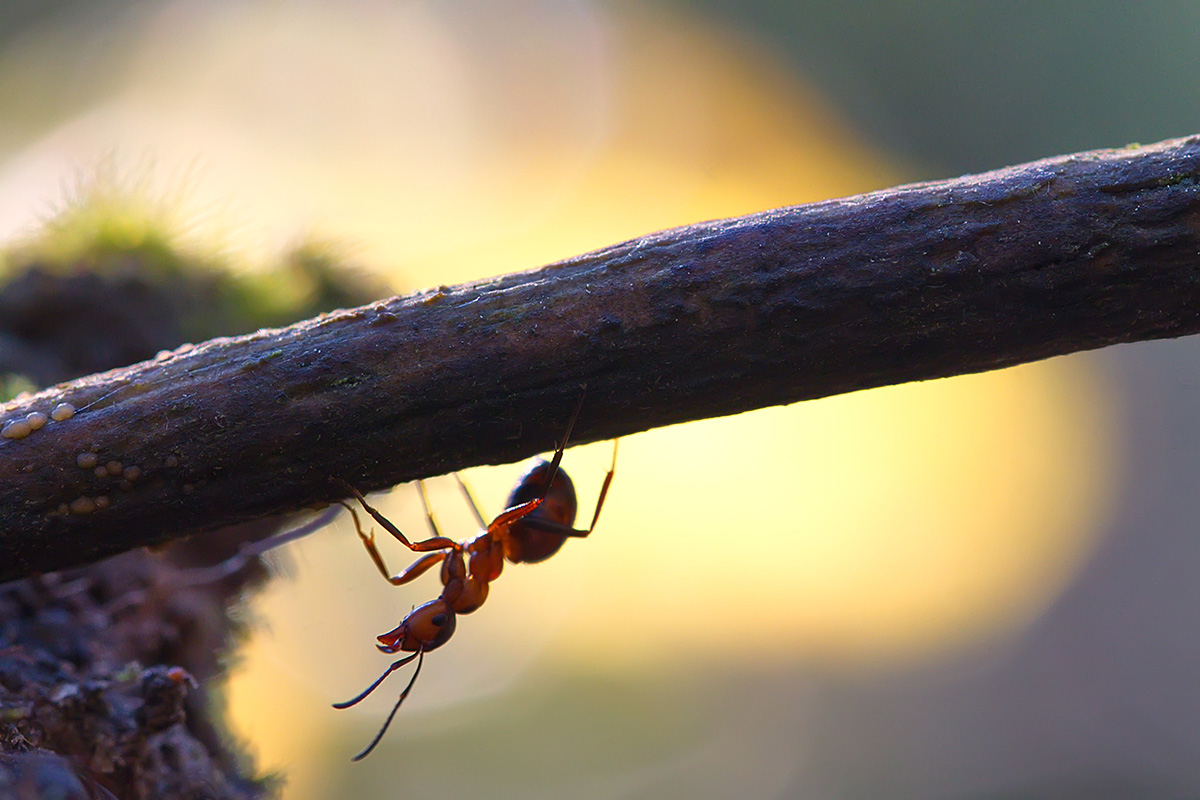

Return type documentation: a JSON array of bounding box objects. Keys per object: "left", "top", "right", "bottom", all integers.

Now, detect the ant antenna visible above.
[
  {"left": 332, "top": 650, "right": 420, "bottom": 710},
  {"left": 344, "top": 649, "right": 426, "bottom": 761}
]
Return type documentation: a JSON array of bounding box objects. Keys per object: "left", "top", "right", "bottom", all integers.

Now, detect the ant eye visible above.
[{"left": 431, "top": 614, "right": 447, "bottom": 627}]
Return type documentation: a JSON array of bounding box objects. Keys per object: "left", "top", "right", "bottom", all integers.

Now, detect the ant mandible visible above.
[{"left": 332, "top": 396, "right": 617, "bottom": 760}]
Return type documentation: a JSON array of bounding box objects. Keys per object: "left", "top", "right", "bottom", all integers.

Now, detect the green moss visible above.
[
  {"left": 0, "top": 187, "right": 385, "bottom": 391},
  {"left": 1155, "top": 171, "right": 1195, "bottom": 188},
  {"left": 239, "top": 349, "right": 288, "bottom": 373},
  {"left": 5, "top": 179, "right": 188, "bottom": 279}
]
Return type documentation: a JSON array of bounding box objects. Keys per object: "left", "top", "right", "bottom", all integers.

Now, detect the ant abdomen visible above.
[{"left": 503, "top": 460, "right": 578, "bottom": 564}]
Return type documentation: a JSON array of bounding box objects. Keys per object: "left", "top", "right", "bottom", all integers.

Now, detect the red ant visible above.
[{"left": 333, "top": 398, "right": 616, "bottom": 760}]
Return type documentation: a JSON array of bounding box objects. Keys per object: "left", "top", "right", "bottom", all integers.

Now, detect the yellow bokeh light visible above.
[{"left": 545, "top": 357, "right": 1114, "bottom": 668}]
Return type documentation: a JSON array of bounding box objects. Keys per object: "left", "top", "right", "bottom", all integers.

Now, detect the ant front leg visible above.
[
  {"left": 340, "top": 502, "right": 452, "bottom": 587},
  {"left": 334, "top": 478, "right": 459, "bottom": 553}
]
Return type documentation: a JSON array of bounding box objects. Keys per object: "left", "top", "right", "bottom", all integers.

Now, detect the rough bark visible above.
[
  {"left": 0, "top": 529, "right": 278, "bottom": 800},
  {"left": 3, "top": 134, "right": 1200, "bottom": 583}
]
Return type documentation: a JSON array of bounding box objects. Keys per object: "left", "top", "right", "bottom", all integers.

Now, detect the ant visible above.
[{"left": 332, "top": 397, "right": 616, "bottom": 760}]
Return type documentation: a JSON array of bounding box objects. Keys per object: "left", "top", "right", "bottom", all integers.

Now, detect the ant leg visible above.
[
  {"left": 537, "top": 391, "right": 586, "bottom": 494},
  {"left": 340, "top": 502, "right": 393, "bottom": 581},
  {"left": 333, "top": 479, "right": 411, "bottom": 548},
  {"left": 416, "top": 480, "right": 452, "bottom": 539},
  {"left": 453, "top": 474, "right": 488, "bottom": 529},
  {"left": 341, "top": 503, "right": 449, "bottom": 586},
  {"left": 334, "top": 478, "right": 458, "bottom": 553},
  {"left": 348, "top": 649, "right": 426, "bottom": 761},
  {"left": 391, "top": 552, "right": 448, "bottom": 585},
  {"left": 581, "top": 438, "right": 619, "bottom": 534},
  {"left": 484, "top": 392, "right": 588, "bottom": 537},
  {"left": 509, "top": 439, "right": 618, "bottom": 538},
  {"left": 486, "top": 496, "right": 547, "bottom": 534}
]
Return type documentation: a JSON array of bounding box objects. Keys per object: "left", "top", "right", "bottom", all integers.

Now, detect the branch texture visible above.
[{"left": 3, "top": 134, "right": 1200, "bottom": 581}]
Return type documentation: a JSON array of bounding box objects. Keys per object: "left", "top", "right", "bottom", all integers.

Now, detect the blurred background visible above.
[{"left": 2, "top": 1, "right": 1200, "bottom": 798}]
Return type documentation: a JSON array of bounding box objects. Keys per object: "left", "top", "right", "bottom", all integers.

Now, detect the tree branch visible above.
[{"left": 3, "top": 134, "right": 1200, "bottom": 582}]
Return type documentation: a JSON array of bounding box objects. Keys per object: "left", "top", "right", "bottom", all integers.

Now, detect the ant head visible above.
[{"left": 376, "top": 598, "right": 457, "bottom": 653}]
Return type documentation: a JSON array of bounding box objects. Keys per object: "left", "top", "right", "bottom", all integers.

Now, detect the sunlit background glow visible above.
[{"left": 4, "top": 1, "right": 1173, "bottom": 798}]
